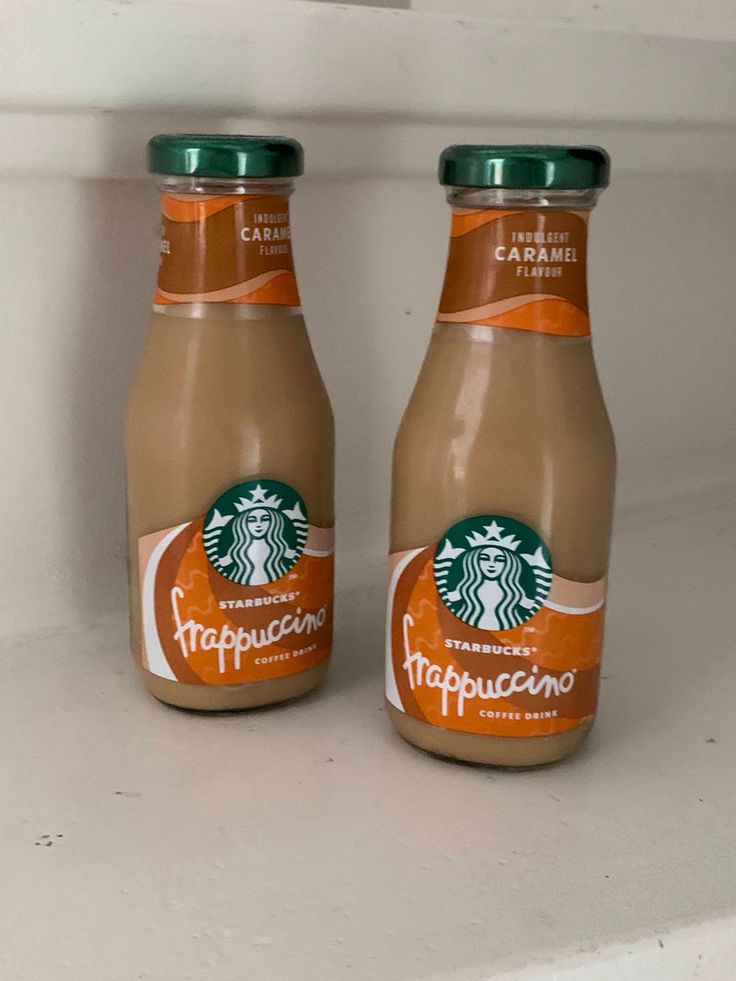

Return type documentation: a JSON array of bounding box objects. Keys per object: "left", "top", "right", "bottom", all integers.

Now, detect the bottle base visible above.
[
  {"left": 386, "top": 702, "right": 592, "bottom": 768},
  {"left": 138, "top": 661, "right": 329, "bottom": 712}
]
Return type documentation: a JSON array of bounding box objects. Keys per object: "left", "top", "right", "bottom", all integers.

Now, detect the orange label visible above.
[
  {"left": 386, "top": 516, "right": 606, "bottom": 737},
  {"left": 154, "top": 193, "right": 300, "bottom": 308},
  {"left": 437, "top": 209, "right": 590, "bottom": 336},
  {"left": 139, "top": 480, "right": 332, "bottom": 685}
]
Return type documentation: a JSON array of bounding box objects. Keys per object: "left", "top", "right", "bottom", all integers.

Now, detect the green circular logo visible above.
[
  {"left": 434, "top": 515, "right": 552, "bottom": 630},
  {"left": 203, "top": 479, "right": 308, "bottom": 586}
]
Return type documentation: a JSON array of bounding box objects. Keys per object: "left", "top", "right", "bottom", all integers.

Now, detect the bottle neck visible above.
[
  {"left": 437, "top": 187, "right": 598, "bottom": 338},
  {"left": 154, "top": 177, "right": 300, "bottom": 319}
]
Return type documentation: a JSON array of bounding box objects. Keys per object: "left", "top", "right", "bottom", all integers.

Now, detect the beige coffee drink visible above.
[
  {"left": 386, "top": 146, "right": 615, "bottom": 766},
  {"left": 126, "top": 135, "right": 334, "bottom": 710}
]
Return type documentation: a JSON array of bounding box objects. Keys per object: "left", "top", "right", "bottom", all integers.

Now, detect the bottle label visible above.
[
  {"left": 154, "top": 194, "right": 300, "bottom": 308},
  {"left": 386, "top": 515, "right": 606, "bottom": 737},
  {"left": 139, "top": 479, "right": 333, "bottom": 685},
  {"left": 437, "top": 209, "right": 590, "bottom": 336}
]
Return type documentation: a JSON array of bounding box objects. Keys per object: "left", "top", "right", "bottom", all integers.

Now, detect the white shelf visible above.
[{"left": 2, "top": 488, "right": 735, "bottom": 980}]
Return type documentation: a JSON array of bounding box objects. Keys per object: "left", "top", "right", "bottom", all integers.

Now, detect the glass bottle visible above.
[
  {"left": 386, "top": 145, "right": 615, "bottom": 766},
  {"left": 126, "top": 135, "right": 334, "bottom": 710}
]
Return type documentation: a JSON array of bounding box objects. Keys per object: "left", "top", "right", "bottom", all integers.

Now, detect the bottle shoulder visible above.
[
  {"left": 127, "top": 312, "right": 332, "bottom": 433},
  {"left": 395, "top": 326, "right": 614, "bottom": 461}
]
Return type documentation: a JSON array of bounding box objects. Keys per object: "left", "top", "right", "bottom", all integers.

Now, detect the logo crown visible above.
[
  {"left": 233, "top": 483, "right": 283, "bottom": 513},
  {"left": 465, "top": 520, "right": 521, "bottom": 551}
]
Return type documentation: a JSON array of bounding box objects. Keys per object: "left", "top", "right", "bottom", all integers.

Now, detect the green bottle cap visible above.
[
  {"left": 147, "top": 134, "right": 304, "bottom": 179},
  {"left": 439, "top": 145, "right": 610, "bottom": 190}
]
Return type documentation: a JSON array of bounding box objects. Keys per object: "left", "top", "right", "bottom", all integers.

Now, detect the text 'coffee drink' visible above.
[
  {"left": 386, "top": 146, "right": 616, "bottom": 766},
  {"left": 126, "top": 135, "right": 334, "bottom": 710}
]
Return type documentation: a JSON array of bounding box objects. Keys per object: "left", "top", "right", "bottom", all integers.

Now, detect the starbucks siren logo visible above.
[
  {"left": 434, "top": 515, "right": 552, "bottom": 630},
  {"left": 203, "top": 479, "right": 308, "bottom": 586}
]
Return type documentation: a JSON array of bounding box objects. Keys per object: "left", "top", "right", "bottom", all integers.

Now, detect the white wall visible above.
[{"left": 411, "top": 0, "right": 736, "bottom": 41}]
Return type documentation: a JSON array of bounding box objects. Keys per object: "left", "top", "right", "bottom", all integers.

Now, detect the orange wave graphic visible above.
[
  {"left": 162, "top": 195, "right": 238, "bottom": 223},
  {"left": 154, "top": 269, "right": 298, "bottom": 305},
  {"left": 161, "top": 193, "right": 271, "bottom": 223},
  {"left": 410, "top": 597, "right": 441, "bottom": 623},
  {"left": 230, "top": 271, "right": 300, "bottom": 306},
  {"left": 438, "top": 292, "right": 563, "bottom": 323},
  {"left": 413, "top": 631, "right": 444, "bottom": 654},
  {"left": 438, "top": 296, "right": 589, "bottom": 337},
  {"left": 450, "top": 209, "right": 520, "bottom": 237},
  {"left": 476, "top": 298, "right": 589, "bottom": 336},
  {"left": 177, "top": 568, "right": 210, "bottom": 593},
  {"left": 183, "top": 596, "right": 219, "bottom": 620}
]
